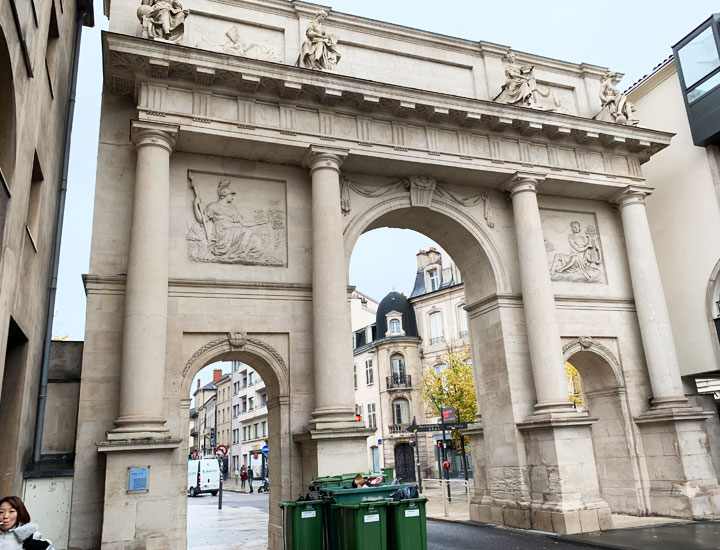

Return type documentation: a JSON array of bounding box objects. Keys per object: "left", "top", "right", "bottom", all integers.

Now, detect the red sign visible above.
[
  {"left": 215, "top": 445, "right": 228, "bottom": 456},
  {"left": 253, "top": 453, "right": 259, "bottom": 460},
  {"left": 442, "top": 460, "right": 451, "bottom": 470}
]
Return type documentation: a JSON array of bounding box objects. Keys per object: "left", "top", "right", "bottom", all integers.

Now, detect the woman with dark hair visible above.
[{"left": 0, "top": 496, "right": 54, "bottom": 550}]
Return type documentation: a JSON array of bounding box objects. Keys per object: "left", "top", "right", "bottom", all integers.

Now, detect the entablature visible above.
[{"left": 104, "top": 32, "right": 673, "bottom": 200}]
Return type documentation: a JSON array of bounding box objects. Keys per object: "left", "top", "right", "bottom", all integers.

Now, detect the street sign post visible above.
[
  {"left": 215, "top": 445, "right": 228, "bottom": 456},
  {"left": 405, "top": 422, "right": 468, "bottom": 433}
]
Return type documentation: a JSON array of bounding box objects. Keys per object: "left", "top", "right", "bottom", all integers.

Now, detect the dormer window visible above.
[
  {"left": 385, "top": 311, "right": 406, "bottom": 337},
  {"left": 428, "top": 269, "right": 439, "bottom": 291}
]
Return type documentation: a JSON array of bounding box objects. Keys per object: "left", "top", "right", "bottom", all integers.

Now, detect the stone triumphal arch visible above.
[{"left": 69, "top": 1, "right": 720, "bottom": 548}]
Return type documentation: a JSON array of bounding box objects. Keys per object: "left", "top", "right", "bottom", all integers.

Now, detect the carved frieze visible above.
[
  {"left": 186, "top": 171, "right": 287, "bottom": 266},
  {"left": 542, "top": 210, "right": 605, "bottom": 283}
]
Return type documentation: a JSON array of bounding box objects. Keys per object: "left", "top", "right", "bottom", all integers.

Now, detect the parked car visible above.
[{"left": 187, "top": 457, "right": 220, "bottom": 497}]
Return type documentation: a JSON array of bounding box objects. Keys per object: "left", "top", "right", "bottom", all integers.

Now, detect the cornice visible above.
[{"left": 103, "top": 32, "right": 672, "bottom": 162}]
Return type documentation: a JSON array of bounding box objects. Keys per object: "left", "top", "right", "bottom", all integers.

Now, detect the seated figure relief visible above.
[
  {"left": 297, "top": 10, "right": 341, "bottom": 71},
  {"left": 187, "top": 178, "right": 285, "bottom": 266},
  {"left": 595, "top": 71, "right": 639, "bottom": 126},
  {"left": 137, "top": 0, "right": 189, "bottom": 43},
  {"left": 547, "top": 221, "right": 604, "bottom": 282}
]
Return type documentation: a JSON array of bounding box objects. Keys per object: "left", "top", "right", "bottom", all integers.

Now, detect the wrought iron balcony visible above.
[
  {"left": 388, "top": 423, "right": 411, "bottom": 435},
  {"left": 190, "top": 428, "right": 198, "bottom": 437},
  {"left": 459, "top": 330, "right": 468, "bottom": 339},
  {"left": 386, "top": 374, "right": 412, "bottom": 390},
  {"left": 429, "top": 336, "right": 445, "bottom": 345}
]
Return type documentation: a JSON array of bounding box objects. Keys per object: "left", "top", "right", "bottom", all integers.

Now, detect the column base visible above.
[
  {"left": 635, "top": 408, "right": 720, "bottom": 519},
  {"left": 109, "top": 414, "right": 169, "bottom": 439},
  {"left": 470, "top": 496, "right": 613, "bottom": 534},
  {"left": 97, "top": 439, "right": 181, "bottom": 550},
  {"left": 309, "top": 406, "right": 360, "bottom": 430},
  {"left": 294, "top": 426, "right": 376, "bottom": 482},
  {"left": 517, "top": 413, "right": 613, "bottom": 532}
]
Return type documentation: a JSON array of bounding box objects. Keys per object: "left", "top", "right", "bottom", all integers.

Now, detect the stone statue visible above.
[
  {"left": 495, "top": 52, "right": 549, "bottom": 108},
  {"left": 549, "top": 221, "right": 603, "bottom": 282},
  {"left": 137, "top": 0, "right": 189, "bottom": 43},
  {"left": 297, "top": 10, "right": 341, "bottom": 71},
  {"left": 187, "top": 178, "right": 284, "bottom": 266},
  {"left": 595, "top": 71, "right": 638, "bottom": 126}
]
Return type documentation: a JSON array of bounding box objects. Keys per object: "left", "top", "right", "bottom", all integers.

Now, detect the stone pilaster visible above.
[
  {"left": 503, "top": 172, "right": 574, "bottom": 416},
  {"left": 303, "top": 145, "right": 358, "bottom": 430},
  {"left": 298, "top": 145, "right": 375, "bottom": 477},
  {"left": 614, "top": 186, "right": 687, "bottom": 409},
  {"left": 109, "top": 121, "right": 178, "bottom": 438}
]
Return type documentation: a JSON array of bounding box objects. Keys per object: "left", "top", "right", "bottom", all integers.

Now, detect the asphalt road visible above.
[
  {"left": 428, "top": 520, "right": 604, "bottom": 550},
  {"left": 189, "top": 488, "right": 270, "bottom": 513}
]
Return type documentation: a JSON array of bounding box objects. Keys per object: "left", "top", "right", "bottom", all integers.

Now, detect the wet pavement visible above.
[
  {"left": 563, "top": 520, "right": 720, "bottom": 549},
  {"left": 188, "top": 488, "right": 720, "bottom": 549}
]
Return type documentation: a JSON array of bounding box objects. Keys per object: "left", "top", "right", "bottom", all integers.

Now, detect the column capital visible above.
[
  {"left": 131, "top": 120, "right": 179, "bottom": 153},
  {"left": 302, "top": 145, "right": 349, "bottom": 174},
  {"left": 501, "top": 171, "right": 547, "bottom": 197},
  {"left": 612, "top": 184, "right": 655, "bottom": 208}
]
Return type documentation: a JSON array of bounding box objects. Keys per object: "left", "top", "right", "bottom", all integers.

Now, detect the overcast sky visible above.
[{"left": 53, "top": 0, "right": 718, "bottom": 380}]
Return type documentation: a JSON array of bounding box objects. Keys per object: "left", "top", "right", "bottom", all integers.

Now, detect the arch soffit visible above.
[
  {"left": 181, "top": 333, "right": 290, "bottom": 397},
  {"left": 343, "top": 193, "right": 510, "bottom": 295},
  {"left": 562, "top": 337, "right": 625, "bottom": 389}
]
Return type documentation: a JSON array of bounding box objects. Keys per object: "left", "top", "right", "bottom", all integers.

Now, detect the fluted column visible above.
[
  {"left": 615, "top": 186, "right": 687, "bottom": 408},
  {"left": 110, "top": 121, "right": 178, "bottom": 437},
  {"left": 504, "top": 173, "right": 575, "bottom": 416},
  {"left": 304, "top": 145, "right": 357, "bottom": 429}
]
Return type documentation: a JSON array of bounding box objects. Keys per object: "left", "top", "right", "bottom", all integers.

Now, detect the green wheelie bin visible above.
[
  {"left": 321, "top": 484, "right": 410, "bottom": 550},
  {"left": 331, "top": 500, "right": 388, "bottom": 550},
  {"left": 279, "top": 500, "right": 324, "bottom": 550},
  {"left": 387, "top": 497, "right": 428, "bottom": 550}
]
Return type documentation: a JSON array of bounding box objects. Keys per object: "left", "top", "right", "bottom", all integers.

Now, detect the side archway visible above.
[
  {"left": 180, "top": 333, "right": 292, "bottom": 550},
  {"left": 563, "top": 338, "right": 648, "bottom": 515}
]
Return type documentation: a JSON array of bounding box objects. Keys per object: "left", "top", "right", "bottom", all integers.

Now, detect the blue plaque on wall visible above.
[{"left": 128, "top": 467, "right": 149, "bottom": 492}]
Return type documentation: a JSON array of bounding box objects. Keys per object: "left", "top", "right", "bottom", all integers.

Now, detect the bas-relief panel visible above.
[
  {"left": 185, "top": 171, "right": 287, "bottom": 267},
  {"left": 541, "top": 209, "right": 606, "bottom": 284},
  {"left": 338, "top": 44, "right": 475, "bottom": 97},
  {"left": 190, "top": 16, "right": 283, "bottom": 63}
]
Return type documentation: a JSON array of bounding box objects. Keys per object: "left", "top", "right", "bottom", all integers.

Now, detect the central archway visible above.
[{"left": 343, "top": 183, "right": 539, "bottom": 523}]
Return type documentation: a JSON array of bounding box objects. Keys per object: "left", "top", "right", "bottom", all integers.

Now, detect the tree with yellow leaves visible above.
[
  {"left": 566, "top": 362, "right": 583, "bottom": 409},
  {"left": 420, "top": 345, "right": 477, "bottom": 481}
]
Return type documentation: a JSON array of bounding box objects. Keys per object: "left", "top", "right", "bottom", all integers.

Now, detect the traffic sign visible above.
[
  {"left": 406, "top": 422, "right": 468, "bottom": 433},
  {"left": 261, "top": 445, "right": 269, "bottom": 456},
  {"left": 215, "top": 445, "right": 228, "bottom": 456}
]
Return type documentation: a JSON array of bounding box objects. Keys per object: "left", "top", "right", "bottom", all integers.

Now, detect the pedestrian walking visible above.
[
  {"left": 0, "top": 495, "right": 54, "bottom": 550},
  {"left": 240, "top": 465, "right": 247, "bottom": 492},
  {"left": 247, "top": 466, "right": 254, "bottom": 493}
]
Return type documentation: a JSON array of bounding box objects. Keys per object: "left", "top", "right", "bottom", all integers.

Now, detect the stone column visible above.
[
  {"left": 615, "top": 186, "right": 687, "bottom": 408},
  {"left": 504, "top": 173, "right": 574, "bottom": 416},
  {"left": 303, "top": 145, "right": 358, "bottom": 429},
  {"left": 110, "top": 121, "right": 178, "bottom": 437}
]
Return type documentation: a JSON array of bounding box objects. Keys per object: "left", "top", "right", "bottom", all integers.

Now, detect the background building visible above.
[
  {"left": 232, "top": 362, "right": 269, "bottom": 479},
  {"left": 353, "top": 248, "right": 471, "bottom": 481},
  {"left": 0, "top": 0, "right": 93, "bottom": 502}
]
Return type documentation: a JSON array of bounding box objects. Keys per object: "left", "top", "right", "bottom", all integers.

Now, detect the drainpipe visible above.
[{"left": 33, "top": 4, "right": 86, "bottom": 463}]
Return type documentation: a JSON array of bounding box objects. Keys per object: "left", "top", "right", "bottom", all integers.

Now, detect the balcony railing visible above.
[
  {"left": 429, "top": 336, "right": 445, "bottom": 345},
  {"left": 386, "top": 374, "right": 412, "bottom": 390},
  {"left": 388, "top": 423, "right": 410, "bottom": 435},
  {"left": 459, "top": 330, "right": 468, "bottom": 339},
  {"left": 189, "top": 428, "right": 198, "bottom": 437}
]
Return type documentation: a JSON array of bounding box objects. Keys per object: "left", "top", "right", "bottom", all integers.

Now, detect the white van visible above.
[{"left": 187, "top": 458, "right": 220, "bottom": 497}]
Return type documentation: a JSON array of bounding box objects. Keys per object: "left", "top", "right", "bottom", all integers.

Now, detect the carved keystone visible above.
[{"left": 228, "top": 332, "right": 248, "bottom": 349}]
